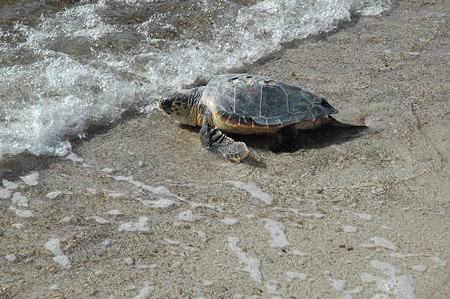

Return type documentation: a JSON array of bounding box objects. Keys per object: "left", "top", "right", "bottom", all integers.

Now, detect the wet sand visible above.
[{"left": 1, "top": 1, "right": 449, "bottom": 298}]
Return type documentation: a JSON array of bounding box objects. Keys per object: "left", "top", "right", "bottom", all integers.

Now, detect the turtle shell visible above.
[{"left": 201, "top": 74, "right": 338, "bottom": 134}]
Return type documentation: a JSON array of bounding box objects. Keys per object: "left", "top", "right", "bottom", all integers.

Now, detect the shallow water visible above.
[{"left": 0, "top": 0, "right": 391, "bottom": 162}]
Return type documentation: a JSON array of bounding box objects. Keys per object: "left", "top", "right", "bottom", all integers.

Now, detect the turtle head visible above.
[{"left": 160, "top": 87, "right": 204, "bottom": 126}]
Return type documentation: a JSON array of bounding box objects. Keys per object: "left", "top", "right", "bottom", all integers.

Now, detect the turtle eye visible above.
[{"left": 160, "top": 99, "right": 172, "bottom": 111}]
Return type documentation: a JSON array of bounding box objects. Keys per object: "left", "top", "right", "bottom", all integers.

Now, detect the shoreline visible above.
[{"left": 1, "top": 1, "right": 449, "bottom": 298}]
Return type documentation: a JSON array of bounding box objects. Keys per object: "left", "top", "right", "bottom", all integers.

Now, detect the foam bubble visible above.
[
  {"left": 354, "top": 212, "right": 373, "bottom": 221},
  {"left": 131, "top": 281, "right": 154, "bottom": 299},
  {"left": 430, "top": 256, "right": 447, "bottom": 267},
  {"left": 360, "top": 236, "right": 398, "bottom": 251},
  {"left": 20, "top": 172, "right": 39, "bottom": 186},
  {"left": 361, "top": 260, "right": 416, "bottom": 299},
  {"left": 222, "top": 217, "right": 239, "bottom": 225},
  {"left": 44, "top": 238, "right": 71, "bottom": 269},
  {"left": 227, "top": 236, "right": 262, "bottom": 284},
  {"left": 138, "top": 198, "right": 177, "bottom": 208},
  {"left": 2, "top": 179, "right": 18, "bottom": 190},
  {"left": 46, "top": 191, "right": 62, "bottom": 199},
  {"left": 411, "top": 265, "right": 427, "bottom": 272},
  {"left": 178, "top": 210, "right": 198, "bottom": 222},
  {"left": 343, "top": 225, "right": 358, "bottom": 233},
  {"left": 89, "top": 216, "right": 110, "bottom": 224},
  {"left": 11, "top": 192, "right": 29, "bottom": 208},
  {"left": 0, "top": 188, "right": 10, "bottom": 199},
  {"left": 119, "top": 216, "right": 150, "bottom": 232},
  {"left": 9, "top": 206, "right": 34, "bottom": 218},
  {"left": 290, "top": 209, "right": 325, "bottom": 218},
  {"left": 330, "top": 278, "right": 346, "bottom": 291},
  {"left": 264, "top": 279, "right": 280, "bottom": 295},
  {"left": 4, "top": 254, "right": 17, "bottom": 262},
  {"left": 263, "top": 218, "right": 289, "bottom": 248},
  {"left": 107, "top": 209, "right": 122, "bottom": 215},
  {"left": 228, "top": 180, "right": 273, "bottom": 205},
  {"left": 287, "top": 249, "right": 307, "bottom": 257},
  {"left": 284, "top": 271, "right": 308, "bottom": 282},
  {"left": 114, "top": 176, "right": 184, "bottom": 200}
]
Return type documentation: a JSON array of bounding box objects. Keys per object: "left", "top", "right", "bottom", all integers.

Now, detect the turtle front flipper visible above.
[{"left": 199, "top": 117, "right": 250, "bottom": 163}]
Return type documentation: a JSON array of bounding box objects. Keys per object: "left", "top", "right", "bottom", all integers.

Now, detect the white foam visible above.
[
  {"left": 65, "top": 152, "right": 84, "bottom": 163},
  {"left": 190, "top": 201, "right": 220, "bottom": 211},
  {"left": 9, "top": 206, "right": 34, "bottom": 218},
  {"left": 361, "top": 260, "right": 415, "bottom": 299},
  {"left": 60, "top": 216, "right": 72, "bottom": 223},
  {"left": 12, "top": 223, "right": 24, "bottom": 230},
  {"left": 114, "top": 176, "right": 184, "bottom": 201},
  {"left": 0, "top": 51, "right": 138, "bottom": 158},
  {"left": 11, "top": 192, "right": 29, "bottom": 208},
  {"left": 284, "top": 271, "right": 308, "bottom": 282},
  {"left": 0, "top": 188, "right": 11, "bottom": 199},
  {"left": 101, "top": 167, "right": 114, "bottom": 173},
  {"left": 287, "top": 249, "right": 307, "bottom": 257},
  {"left": 330, "top": 278, "right": 346, "bottom": 291},
  {"left": 46, "top": 191, "right": 62, "bottom": 199},
  {"left": 119, "top": 216, "right": 150, "bottom": 232},
  {"left": 86, "top": 188, "right": 98, "bottom": 195},
  {"left": 36, "top": 2, "right": 117, "bottom": 39},
  {"left": 138, "top": 198, "right": 177, "bottom": 208},
  {"left": 164, "top": 238, "right": 180, "bottom": 245},
  {"left": 177, "top": 210, "right": 198, "bottom": 222},
  {"left": 381, "top": 225, "right": 393, "bottom": 231},
  {"left": 263, "top": 218, "right": 289, "bottom": 248},
  {"left": 299, "top": 212, "right": 325, "bottom": 219},
  {"left": 44, "top": 238, "right": 71, "bottom": 269},
  {"left": 49, "top": 284, "right": 59, "bottom": 291},
  {"left": 4, "top": 254, "right": 17, "bottom": 262},
  {"left": 354, "top": 213, "right": 373, "bottom": 221},
  {"left": 357, "top": 0, "right": 392, "bottom": 15},
  {"left": 222, "top": 217, "right": 239, "bottom": 225},
  {"left": 291, "top": 209, "right": 326, "bottom": 219},
  {"left": 90, "top": 216, "right": 110, "bottom": 224},
  {"left": 360, "top": 236, "right": 398, "bottom": 251},
  {"left": 107, "top": 191, "right": 127, "bottom": 198},
  {"left": 107, "top": 209, "right": 122, "bottom": 215},
  {"left": 228, "top": 180, "right": 273, "bottom": 205},
  {"left": 411, "top": 265, "right": 427, "bottom": 272},
  {"left": 264, "top": 279, "right": 280, "bottom": 295},
  {"left": 227, "top": 236, "right": 262, "bottom": 283},
  {"left": 20, "top": 172, "right": 39, "bottom": 186},
  {"left": 389, "top": 252, "right": 419, "bottom": 259},
  {"left": 2, "top": 179, "right": 18, "bottom": 190},
  {"left": 123, "top": 257, "right": 134, "bottom": 265},
  {"left": 135, "top": 264, "right": 157, "bottom": 270},
  {"left": 430, "top": 256, "right": 447, "bottom": 267},
  {"left": 342, "top": 225, "right": 358, "bottom": 233},
  {"left": 192, "top": 231, "right": 206, "bottom": 243},
  {"left": 132, "top": 281, "right": 154, "bottom": 299}
]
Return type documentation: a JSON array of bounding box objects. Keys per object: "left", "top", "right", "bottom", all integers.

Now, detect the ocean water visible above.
[{"left": 0, "top": 0, "right": 391, "bottom": 161}]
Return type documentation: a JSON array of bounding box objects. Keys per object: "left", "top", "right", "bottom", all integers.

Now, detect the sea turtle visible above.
[{"left": 160, "top": 73, "right": 346, "bottom": 163}]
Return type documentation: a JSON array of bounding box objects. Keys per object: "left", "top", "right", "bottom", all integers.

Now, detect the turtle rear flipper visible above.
[{"left": 200, "top": 119, "right": 249, "bottom": 163}]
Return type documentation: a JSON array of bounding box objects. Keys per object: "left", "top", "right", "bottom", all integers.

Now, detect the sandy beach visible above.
[{"left": 1, "top": 1, "right": 449, "bottom": 298}]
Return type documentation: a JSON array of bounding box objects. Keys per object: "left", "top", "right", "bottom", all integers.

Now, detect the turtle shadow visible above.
[
  {"left": 277, "top": 124, "right": 369, "bottom": 152},
  {"left": 233, "top": 124, "right": 370, "bottom": 154}
]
